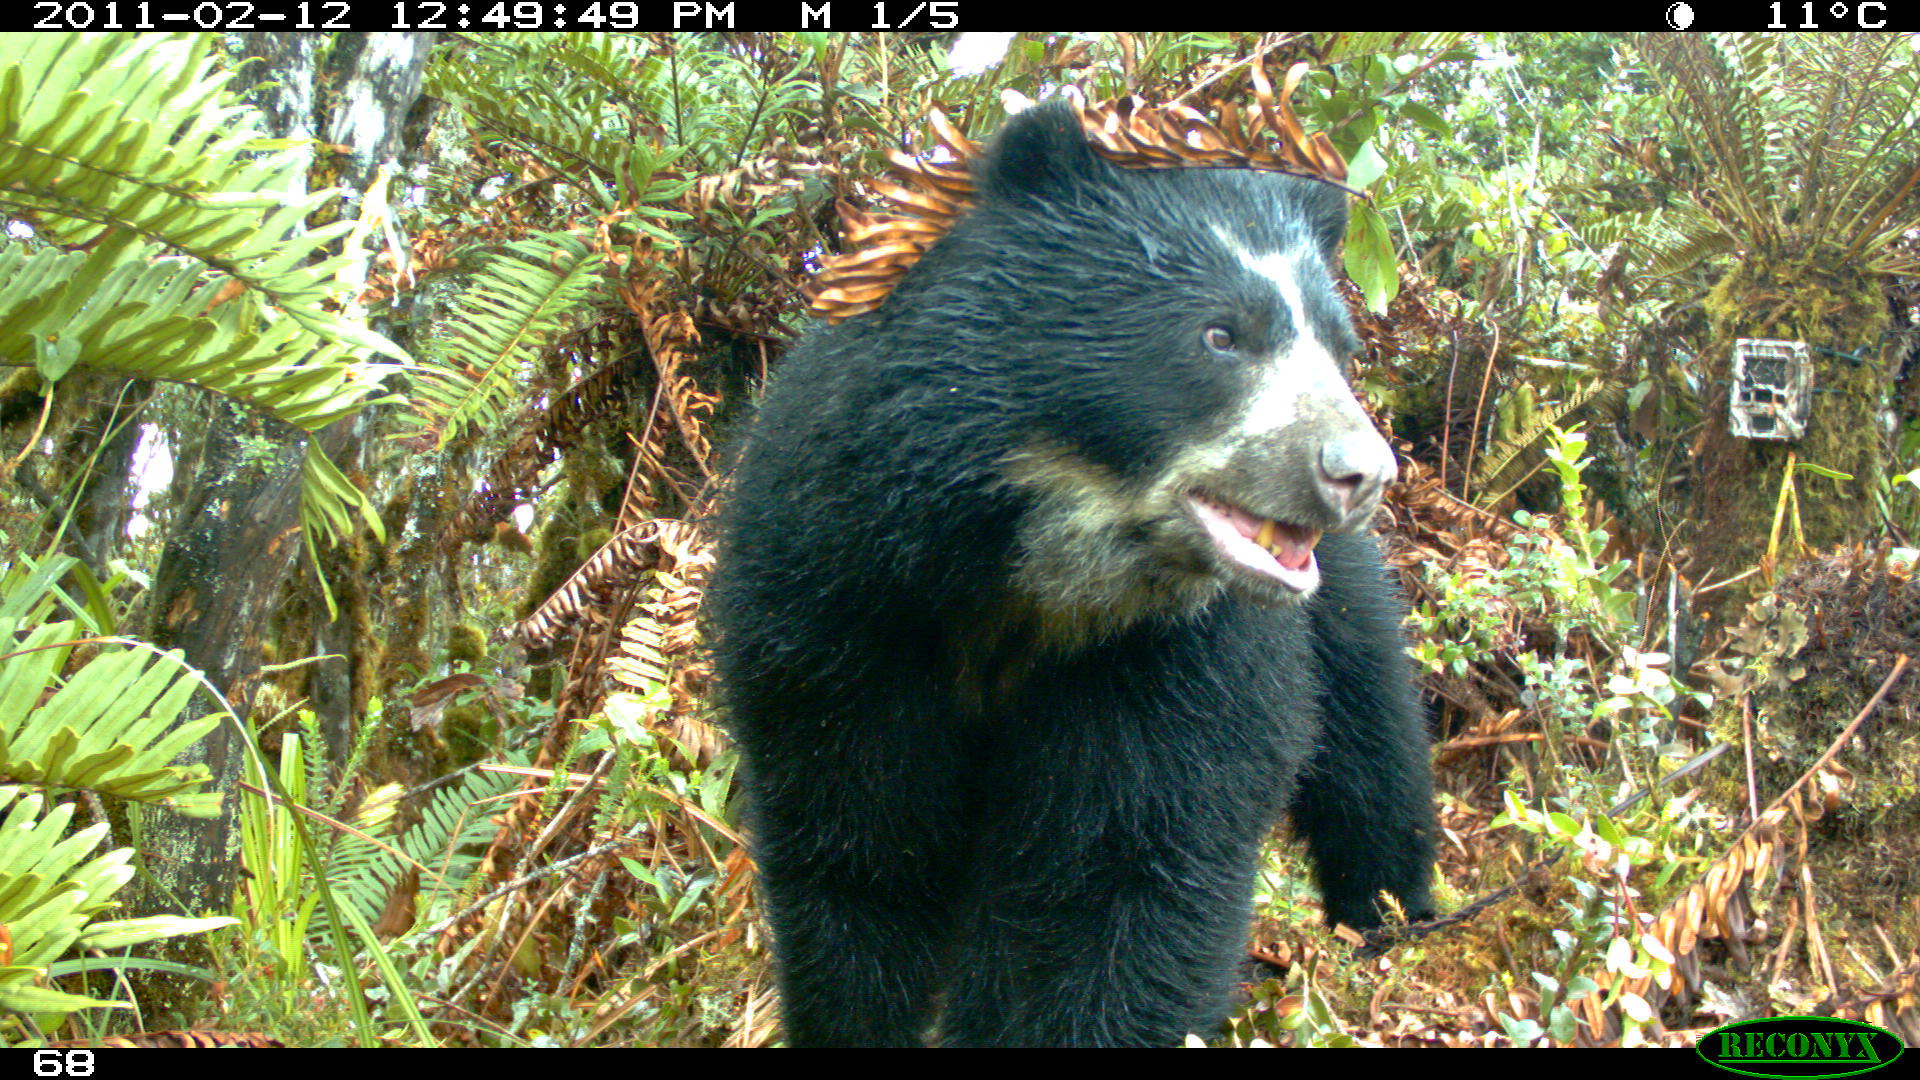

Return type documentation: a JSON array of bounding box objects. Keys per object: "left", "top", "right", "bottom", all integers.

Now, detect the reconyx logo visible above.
[{"left": 1698, "top": 1017, "right": 1903, "bottom": 1078}]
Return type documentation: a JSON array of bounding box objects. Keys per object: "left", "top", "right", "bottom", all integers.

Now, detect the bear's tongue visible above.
[{"left": 1188, "top": 494, "right": 1321, "bottom": 590}]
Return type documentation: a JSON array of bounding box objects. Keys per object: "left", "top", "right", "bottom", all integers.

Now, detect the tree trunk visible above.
[
  {"left": 1687, "top": 256, "right": 1890, "bottom": 625},
  {"left": 142, "top": 403, "right": 323, "bottom": 914}
]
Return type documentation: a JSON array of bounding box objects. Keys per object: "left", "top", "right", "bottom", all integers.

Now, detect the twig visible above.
[
  {"left": 1693, "top": 565, "right": 1763, "bottom": 599},
  {"left": 1803, "top": 853, "right": 1837, "bottom": 992},
  {"left": 1769, "top": 901, "right": 1801, "bottom": 985},
  {"left": 1741, "top": 694, "right": 1760, "bottom": 822},
  {"left": 1766, "top": 654, "right": 1909, "bottom": 815}
]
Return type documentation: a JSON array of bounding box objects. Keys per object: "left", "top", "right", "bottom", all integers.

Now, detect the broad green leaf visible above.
[{"left": 1344, "top": 204, "right": 1400, "bottom": 313}]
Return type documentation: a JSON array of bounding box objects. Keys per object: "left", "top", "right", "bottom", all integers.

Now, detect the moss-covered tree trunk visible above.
[{"left": 1688, "top": 255, "right": 1890, "bottom": 623}]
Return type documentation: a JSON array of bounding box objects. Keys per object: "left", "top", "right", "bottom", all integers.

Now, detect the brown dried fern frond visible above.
[
  {"left": 805, "top": 110, "right": 978, "bottom": 323},
  {"left": 1575, "top": 806, "right": 1786, "bottom": 1042},
  {"left": 442, "top": 355, "right": 632, "bottom": 549},
  {"left": 1074, "top": 62, "right": 1350, "bottom": 186},
  {"left": 1827, "top": 952, "right": 1920, "bottom": 1045},
  {"left": 621, "top": 267, "right": 716, "bottom": 507},
  {"left": 807, "top": 62, "right": 1352, "bottom": 324},
  {"left": 516, "top": 516, "right": 708, "bottom": 650}
]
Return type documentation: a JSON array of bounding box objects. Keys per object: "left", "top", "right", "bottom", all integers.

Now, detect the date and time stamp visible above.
[
  {"left": 23, "top": 1, "right": 1910, "bottom": 31},
  {"left": 27, "top": 0, "right": 960, "bottom": 31}
]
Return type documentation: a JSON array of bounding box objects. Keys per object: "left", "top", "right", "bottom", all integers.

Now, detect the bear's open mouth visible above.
[{"left": 1187, "top": 492, "right": 1322, "bottom": 593}]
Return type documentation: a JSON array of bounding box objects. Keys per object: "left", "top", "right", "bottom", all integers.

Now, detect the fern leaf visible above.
[
  {"left": 0, "top": 33, "right": 402, "bottom": 554},
  {"left": 1471, "top": 381, "right": 1619, "bottom": 504},
  {"left": 405, "top": 232, "right": 605, "bottom": 448},
  {"left": 0, "top": 787, "right": 137, "bottom": 1011},
  {"left": 0, "top": 618, "right": 222, "bottom": 816},
  {"left": 0, "top": 34, "right": 401, "bottom": 359}
]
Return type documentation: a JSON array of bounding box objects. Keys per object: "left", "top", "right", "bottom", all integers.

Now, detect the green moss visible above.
[
  {"left": 576, "top": 526, "right": 613, "bottom": 562},
  {"left": 446, "top": 622, "right": 487, "bottom": 666},
  {"left": 441, "top": 701, "right": 498, "bottom": 768},
  {"left": 380, "top": 591, "right": 430, "bottom": 697}
]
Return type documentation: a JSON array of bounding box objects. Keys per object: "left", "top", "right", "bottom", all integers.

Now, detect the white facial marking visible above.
[
  {"left": 1222, "top": 239, "right": 1358, "bottom": 438},
  {"left": 1236, "top": 246, "right": 1314, "bottom": 343}
]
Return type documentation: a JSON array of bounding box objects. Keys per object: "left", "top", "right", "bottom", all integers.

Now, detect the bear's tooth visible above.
[{"left": 1254, "top": 518, "right": 1276, "bottom": 551}]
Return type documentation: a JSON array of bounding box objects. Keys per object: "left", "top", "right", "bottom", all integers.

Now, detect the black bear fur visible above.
[{"left": 707, "top": 102, "right": 1435, "bottom": 1047}]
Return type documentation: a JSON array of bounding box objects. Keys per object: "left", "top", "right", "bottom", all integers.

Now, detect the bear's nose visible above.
[{"left": 1317, "top": 431, "right": 1395, "bottom": 524}]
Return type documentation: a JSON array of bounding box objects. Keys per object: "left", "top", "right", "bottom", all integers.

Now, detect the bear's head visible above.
[{"left": 870, "top": 102, "right": 1395, "bottom": 633}]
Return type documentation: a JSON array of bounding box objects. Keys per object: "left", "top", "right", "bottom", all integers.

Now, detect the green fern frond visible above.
[
  {"left": 320, "top": 763, "right": 522, "bottom": 935},
  {"left": 0, "top": 618, "right": 224, "bottom": 816},
  {"left": 0, "top": 239, "right": 391, "bottom": 430},
  {"left": 1646, "top": 224, "right": 1737, "bottom": 278},
  {"left": 0, "top": 563, "right": 235, "bottom": 1018},
  {"left": 405, "top": 232, "right": 605, "bottom": 448},
  {"left": 1579, "top": 202, "right": 1735, "bottom": 281},
  {"left": 1472, "top": 380, "right": 1619, "bottom": 507},
  {"left": 427, "top": 37, "right": 691, "bottom": 213},
  {"left": 1635, "top": 32, "right": 1920, "bottom": 274},
  {"left": 0, "top": 32, "right": 402, "bottom": 561},
  {"left": 0, "top": 786, "right": 135, "bottom": 1012},
  {"left": 0, "top": 34, "right": 402, "bottom": 362}
]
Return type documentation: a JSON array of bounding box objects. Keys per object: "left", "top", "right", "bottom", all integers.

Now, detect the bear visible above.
[{"left": 706, "top": 100, "right": 1436, "bottom": 1047}]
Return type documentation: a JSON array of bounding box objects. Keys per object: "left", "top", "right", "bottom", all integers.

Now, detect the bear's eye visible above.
[{"left": 1202, "top": 325, "right": 1236, "bottom": 353}]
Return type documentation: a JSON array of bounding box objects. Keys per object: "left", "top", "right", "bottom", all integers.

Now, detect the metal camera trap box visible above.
[{"left": 1729, "top": 338, "right": 1811, "bottom": 441}]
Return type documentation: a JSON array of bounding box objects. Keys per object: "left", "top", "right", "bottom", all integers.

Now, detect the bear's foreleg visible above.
[{"left": 1292, "top": 533, "right": 1438, "bottom": 929}]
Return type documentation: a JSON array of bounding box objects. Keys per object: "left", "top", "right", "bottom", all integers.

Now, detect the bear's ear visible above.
[{"left": 976, "top": 100, "right": 1106, "bottom": 205}]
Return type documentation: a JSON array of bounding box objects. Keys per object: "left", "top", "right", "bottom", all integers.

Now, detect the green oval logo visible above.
[{"left": 1697, "top": 1017, "right": 1904, "bottom": 1078}]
